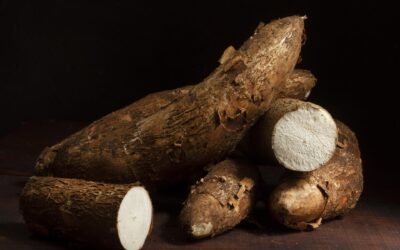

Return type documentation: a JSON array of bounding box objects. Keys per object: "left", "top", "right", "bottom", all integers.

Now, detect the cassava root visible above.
[
  {"left": 35, "top": 16, "right": 305, "bottom": 185},
  {"left": 20, "top": 176, "right": 153, "bottom": 250},
  {"left": 268, "top": 120, "right": 363, "bottom": 230},
  {"left": 245, "top": 98, "right": 337, "bottom": 172},
  {"left": 36, "top": 69, "right": 315, "bottom": 184},
  {"left": 18, "top": 13, "right": 365, "bottom": 248},
  {"left": 179, "top": 159, "right": 260, "bottom": 238}
]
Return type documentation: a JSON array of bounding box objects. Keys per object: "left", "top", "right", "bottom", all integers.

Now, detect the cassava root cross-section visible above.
[
  {"left": 35, "top": 16, "right": 305, "bottom": 185},
  {"left": 179, "top": 159, "right": 259, "bottom": 238},
  {"left": 20, "top": 176, "right": 153, "bottom": 250},
  {"left": 268, "top": 121, "right": 363, "bottom": 230},
  {"left": 245, "top": 98, "right": 337, "bottom": 172}
]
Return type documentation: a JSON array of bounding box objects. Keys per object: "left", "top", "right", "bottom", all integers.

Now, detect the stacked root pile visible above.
[{"left": 19, "top": 15, "right": 363, "bottom": 250}]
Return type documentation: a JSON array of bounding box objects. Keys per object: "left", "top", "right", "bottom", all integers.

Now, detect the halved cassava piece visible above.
[
  {"left": 249, "top": 98, "right": 337, "bottom": 171},
  {"left": 35, "top": 16, "right": 305, "bottom": 185},
  {"left": 179, "top": 159, "right": 260, "bottom": 238},
  {"left": 20, "top": 176, "right": 153, "bottom": 250},
  {"left": 269, "top": 121, "right": 363, "bottom": 230}
]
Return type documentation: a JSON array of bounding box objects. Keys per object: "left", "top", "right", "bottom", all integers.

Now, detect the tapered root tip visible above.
[
  {"left": 180, "top": 194, "right": 222, "bottom": 239},
  {"left": 269, "top": 180, "right": 326, "bottom": 230}
]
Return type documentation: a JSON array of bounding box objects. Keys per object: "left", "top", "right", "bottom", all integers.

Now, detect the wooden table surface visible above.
[{"left": 1, "top": 121, "right": 399, "bottom": 250}]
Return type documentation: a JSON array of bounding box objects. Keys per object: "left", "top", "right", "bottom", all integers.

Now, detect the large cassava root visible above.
[
  {"left": 268, "top": 121, "right": 363, "bottom": 230},
  {"left": 36, "top": 69, "right": 315, "bottom": 183},
  {"left": 35, "top": 86, "right": 192, "bottom": 183},
  {"left": 179, "top": 159, "right": 259, "bottom": 238},
  {"left": 245, "top": 98, "right": 337, "bottom": 172},
  {"left": 20, "top": 176, "right": 153, "bottom": 250},
  {"left": 35, "top": 16, "right": 305, "bottom": 185}
]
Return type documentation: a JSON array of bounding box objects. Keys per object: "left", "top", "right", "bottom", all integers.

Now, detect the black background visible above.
[{"left": 1, "top": 1, "right": 399, "bottom": 192}]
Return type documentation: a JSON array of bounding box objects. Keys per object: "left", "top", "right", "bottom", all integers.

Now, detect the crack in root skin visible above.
[
  {"left": 180, "top": 159, "right": 260, "bottom": 238},
  {"left": 269, "top": 121, "right": 363, "bottom": 230},
  {"left": 34, "top": 16, "right": 304, "bottom": 187}
]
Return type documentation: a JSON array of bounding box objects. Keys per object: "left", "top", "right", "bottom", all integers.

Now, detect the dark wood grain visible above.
[{"left": 1, "top": 121, "right": 399, "bottom": 250}]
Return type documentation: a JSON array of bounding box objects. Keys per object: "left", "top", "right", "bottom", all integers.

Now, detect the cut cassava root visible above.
[
  {"left": 180, "top": 159, "right": 259, "bottom": 238},
  {"left": 35, "top": 16, "right": 305, "bottom": 185},
  {"left": 246, "top": 98, "right": 337, "bottom": 172},
  {"left": 186, "top": 74, "right": 318, "bottom": 231},
  {"left": 17, "top": 13, "right": 364, "bottom": 247},
  {"left": 268, "top": 121, "right": 363, "bottom": 230},
  {"left": 20, "top": 176, "right": 153, "bottom": 250}
]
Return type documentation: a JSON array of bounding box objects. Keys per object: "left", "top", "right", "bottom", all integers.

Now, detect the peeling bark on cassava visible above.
[
  {"left": 237, "top": 71, "right": 316, "bottom": 160},
  {"left": 35, "top": 16, "right": 305, "bottom": 185},
  {"left": 20, "top": 176, "right": 153, "bottom": 250},
  {"left": 36, "top": 68, "right": 314, "bottom": 186},
  {"left": 268, "top": 121, "right": 363, "bottom": 230},
  {"left": 179, "top": 159, "right": 260, "bottom": 238},
  {"left": 245, "top": 98, "right": 337, "bottom": 171},
  {"left": 275, "top": 69, "right": 316, "bottom": 100},
  {"left": 35, "top": 86, "right": 192, "bottom": 183}
]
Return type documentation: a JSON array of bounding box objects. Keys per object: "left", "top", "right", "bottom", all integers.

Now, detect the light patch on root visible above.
[
  {"left": 287, "top": 217, "right": 322, "bottom": 231},
  {"left": 277, "top": 181, "right": 324, "bottom": 216},
  {"left": 191, "top": 222, "right": 213, "bottom": 238},
  {"left": 271, "top": 180, "right": 326, "bottom": 230},
  {"left": 304, "top": 90, "right": 311, "bottom": 99},
  {"left": 272, "top": 105, "right": 337, "bottom": 171},
  {"left": 117, "top": 187, "right": 152, "bottom": 250}
]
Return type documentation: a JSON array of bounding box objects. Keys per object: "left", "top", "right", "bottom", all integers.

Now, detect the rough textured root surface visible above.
[
  {"left": 35, "top": 16, "right": 304, "bottom": 185},
  {"left": 36, "top": 68, "right": 313, "bottom": 186},
  {"left": 268, "top": 121, "right": 363, "bottom": 230},
  {"left": 246, "top": 98, "right": 337, "bottom": 171},
  {"left": 275, "top": 69, "right": 316, "bottom": 100},
  {"left": 35, "top": 86, "right": 192, "bottom": 183},
  {"left": 238, "top": 70, "right": 316, "bottom": 158},
  {"left": 20, "top": 176, "right": 153, "bottom": 250},
  {"left": 179, "top": 159, "right": 260, "bottom": 239}
]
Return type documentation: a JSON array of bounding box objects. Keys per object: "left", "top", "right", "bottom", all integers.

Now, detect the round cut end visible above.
[
  {"left": 272, "top": 105, "right": 337, "bottom": 171},
  {"left": 117, "top": 186, "right": 153, "bottom": 250}
]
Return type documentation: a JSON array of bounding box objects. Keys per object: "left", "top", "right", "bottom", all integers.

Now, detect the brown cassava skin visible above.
[
  {"left": 275, "top": 69, "right": 316, "bottom": 100},
  {"left": 269, "top": 121, "right": 363, "bottom": 230},
  {"left": 179, "top": 159, "right": 260, "bottom": 238},
  {"left": 36, "top": 68, "right": 315, "bottom": 188},
  {"left": 35, "top": 86, "right": 192, "bottom": 183},
  {"left": 20, "top": 176, "right": 150, "bottom": 249},
  {"left": 35, "top": 16, "right": 304, "bottom": 185},
  {"left": 238, "top": 73, "right": 316, "bottom": 161}
]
